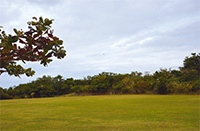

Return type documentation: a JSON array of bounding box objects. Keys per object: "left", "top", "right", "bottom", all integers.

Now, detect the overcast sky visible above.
[{"left": 0, "top": 0, "right": 199, "bottom": 88}]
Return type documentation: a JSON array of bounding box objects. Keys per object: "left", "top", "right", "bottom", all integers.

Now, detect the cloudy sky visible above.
[{"left": 0, "top": 0, "right": 199, "bottom": 88}]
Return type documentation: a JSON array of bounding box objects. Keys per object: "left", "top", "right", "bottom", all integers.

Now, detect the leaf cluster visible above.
[{"left": 0, "top": 17, "right": 66, "bottom": 77}]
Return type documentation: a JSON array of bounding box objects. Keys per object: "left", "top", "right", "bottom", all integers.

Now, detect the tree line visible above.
[{"left": 0, "top": 53, "right": 199, "bottom": 99}]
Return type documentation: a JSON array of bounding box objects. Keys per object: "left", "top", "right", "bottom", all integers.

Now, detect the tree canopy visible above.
[
  {"left": 182, "top": 53, "right": 200, "bottom": 75},
  {"left": 0, "top": 17, "right": 66, "bottom": 77}
]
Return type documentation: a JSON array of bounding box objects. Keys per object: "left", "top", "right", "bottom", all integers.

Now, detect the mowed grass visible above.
[{"left": 0, "top": 95, "right": 199, "bottom": 131}]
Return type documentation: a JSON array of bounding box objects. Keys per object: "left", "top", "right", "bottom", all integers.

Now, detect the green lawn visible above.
[{"left": 0, "top": 95, "right": 199, "bottom": 131}]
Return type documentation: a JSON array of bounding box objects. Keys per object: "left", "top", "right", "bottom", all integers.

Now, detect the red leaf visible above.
[
  {"left": 33, "top": 48, "right": 38, "bottom": 52},
  {"left": 48, "top": 33, "right": 53, "bottom": 38},
  {"left": 19, "top": 39, "right": 26, "bottom": 44},
  {"left": 33, "top": 34, "right": 39, "bottom": 38}
]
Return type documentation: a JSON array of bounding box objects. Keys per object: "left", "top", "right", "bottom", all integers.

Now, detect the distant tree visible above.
[
  {"left": 180, "top": 53, "right": 200, "bottom": 92},
  {"left": 182, "top": 53, "right": 200, "bottom": 74},
  {"left": 133, "top": 80, "right": 148, "bottom": 94},
  {"left": 153, "top": 69, "right": 172, "bottom": 94},
  {"left": 0, "top": 87, "right": 12, "bottom": 99},
  {"left": 179, "top": 53, "right": 200, "bottom": 81},
  {"left": 89, "top": 72, "right": 113, "bottom": 94},
  {"left": 0, "top": 17, "right": 66, "bottom": 77},
  {"left": 53, "top": 75, "right": 65, "bottom": 95},
  {"left": 62, "top": 78, "right": 74, "bottom": 94}
]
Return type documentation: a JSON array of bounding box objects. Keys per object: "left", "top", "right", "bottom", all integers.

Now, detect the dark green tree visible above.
[
  {"left": 153, "top": 69, "right": 172, "bottom": 94},
  {"left": 182, "top": 53, "right": 200, "bottom": 75},
  {"left": 0, "top": 87, "right": 12, "bottom": 99}
]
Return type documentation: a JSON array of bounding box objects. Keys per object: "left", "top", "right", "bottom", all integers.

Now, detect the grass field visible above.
[{"left": 0, "top": 95, "right": 199, "bottom": 131}]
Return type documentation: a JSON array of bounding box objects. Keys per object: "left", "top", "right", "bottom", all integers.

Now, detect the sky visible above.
[{"left": 0, "top": 0, "right": 199, "bottom": 88}]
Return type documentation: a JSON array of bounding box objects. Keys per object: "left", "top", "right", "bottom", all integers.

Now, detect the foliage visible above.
[
  {"left": 0, "top": 17, "right": 66, "bottom": 77},
  {"left": 182, "top": 53, "right": 200, "bottom": 75},
  {"left": 0, "top": 53, "right": 199, "bottom": 99}
]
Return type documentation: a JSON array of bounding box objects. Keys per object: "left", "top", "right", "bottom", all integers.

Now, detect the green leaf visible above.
[
  {"left": 41, "top": 25, "right": 47, "bottom": 31},
  {"left": 25, "top": 68, "right": 35, "bottom": 77},
  {"left": 46, "top": 59, "right": 53, "bottom": 63},
  {"left": 44, "top": 18, "right": 52, "bottom": 26},
  {"left": 11, "top": 36, "right": 18, "bottom": 43},
  {"left": 43, "top": 48, "right": 48, "bottom": 55},
  {"left": 57, "top": 40, "right": 63, "bottom": 45},
  {"left": 32, "top": 22, "right": 37, "bottom": 25},
  {"left": 39, "top": 17, "right": 44, "bottom": 23},
  {"left": 13, "top": 28, "right": 19, "bottom": 35},
  {"left": 27, "top": 21, "right": 32, "bottom": 25}
]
